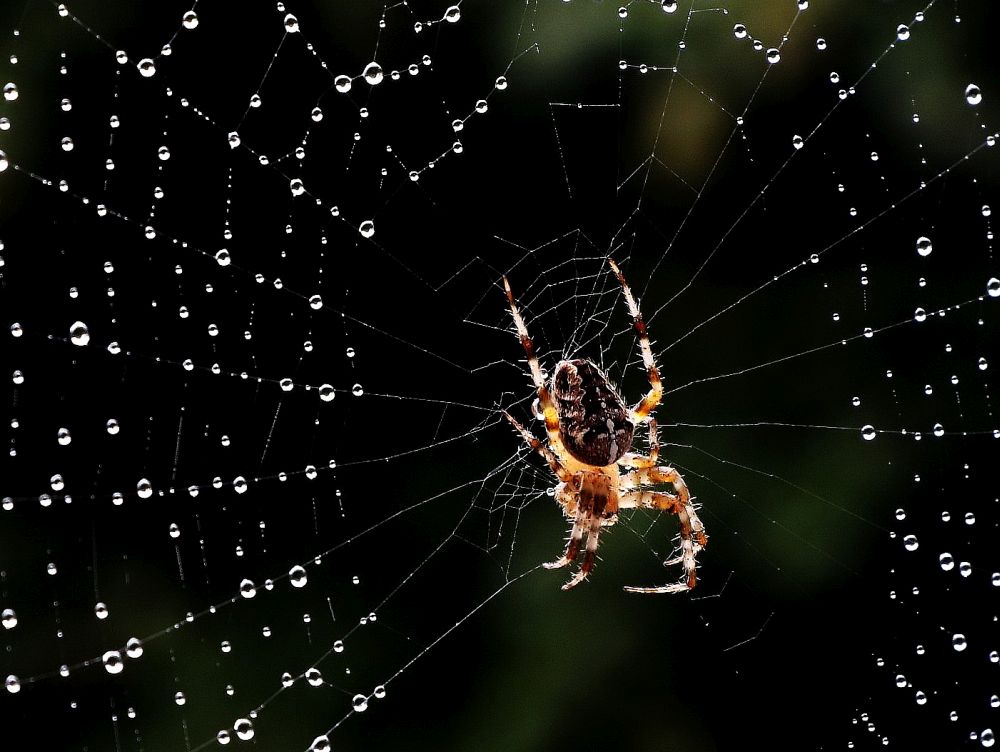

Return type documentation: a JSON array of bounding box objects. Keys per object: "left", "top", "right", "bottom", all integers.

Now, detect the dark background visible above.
[{"left": 1, "top": 1, "right": 999, "bottom": 750}]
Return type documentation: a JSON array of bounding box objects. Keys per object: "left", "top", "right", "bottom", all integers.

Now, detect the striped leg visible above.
[
  {"left": 503, "top": 277, "right": 562, "bottom": 448},
  {"left": 608, "top": 259, "right": 663, "bottom": 423},
  {"left": 559, "top": 495, "right": 608, "bottom": 590},
  {"left": 544, "top": 505, "right": 587, "bottom": 572},
  {"left": 503, "top": 412, "right": 574, "bottom": 485},
  {"left": 618, "top": 466, "right": 706, "bottom": 594},
  {"left": 617, "top": 419, "right": 659, "bottom": 469}
]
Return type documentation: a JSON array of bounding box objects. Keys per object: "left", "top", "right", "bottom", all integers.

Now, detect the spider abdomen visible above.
[{"left": 552, "top": 359, "right": 634, "bottom": 466}]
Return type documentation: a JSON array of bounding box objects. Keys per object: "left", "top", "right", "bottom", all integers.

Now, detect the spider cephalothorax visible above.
[
  {"left": 552, "top": 359, "right": 634, "bottom": 467},
  {"left": 503, "top": 259, "right": 707, "bottom": 593}
]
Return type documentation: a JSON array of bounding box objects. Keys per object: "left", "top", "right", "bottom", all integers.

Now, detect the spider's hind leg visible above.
[{"left": 618, "top": 465, "right": 707, "bottom": 594}]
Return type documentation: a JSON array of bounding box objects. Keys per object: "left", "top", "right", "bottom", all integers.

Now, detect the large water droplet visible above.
[
  {"left": 234, "top": 718, "right": 254, "bottom": 741},
  {"left": 915, "top": 236, "right": 933, "bottom": 256},
  {"left": 289, "top": 565, "right": 307, "bottom": 588},
  {"left": 70, "top": 321, "right": 90, "bottom": 346},
  {"left": 363, "top": 62, "right": 383, "bottom": 85},
  {"left": 103, "top": 650, "right": 124, "bottom": 674},
  {"left": 965, "top": 83, "right": 982, "bottom": 106}
]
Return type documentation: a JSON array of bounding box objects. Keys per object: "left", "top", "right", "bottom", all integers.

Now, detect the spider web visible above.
[{"left": 1, "top": 1, "right": 999, "bottom": 750}]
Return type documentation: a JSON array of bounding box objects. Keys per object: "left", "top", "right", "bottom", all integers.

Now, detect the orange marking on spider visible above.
[{"left": 502, "top": 260, "right": 706, "bottom": 593}]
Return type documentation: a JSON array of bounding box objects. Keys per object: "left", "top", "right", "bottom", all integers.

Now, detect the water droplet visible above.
[
  {"left": 1, "top": 609, "right": 17, "bottom": 630},
  {"left": 987, "top": 277, "right": 1000, "bottom": 297},
  {"left": 137, "top": 58, "right": 156, "bottom": 77},
  {"left": 952, "top": 633, "right": 967, "bottom": 651},
  {"left": 126, "top": 637, "right": 143, "bottom": 658},
  {"left": 289, "top": 565, "right": 307, "bottom": 587},
  {"left": 5, "top": 675, "right": 20, "bottom": 694},
  {"left": 495, "top": 75, "right": 508, "bottom": 90},
  {"left": 359, "top": 219, "right": 375, "bottom": 238},
  {"left": 443, "top": 5, "right": 460, "bottom": 22},
  {"left": 896, "top": 24, "right": 910, "bottom": 41},
  {"left": 861, "top": 425, "right": 876, "bottom": 441},
  {"left": 916, "top": 236, "right": 932, "bottom": 256},
  {"left": 290, "top": 178, "right": 305, "bottom": 196},
  {"left": 334, "top": 74, "right": 352, "bottom": 93},
  {"left": 69, "top": 320, "right": 90, "bottom": 346},
  {"left": 306, "top": 667, "right": 323, "bottom": 686},
  {"left": 933, "top": 423, "right": 944, "bottom": 437},
  {"left": 965, "top": 83, "right": 982, "bottom": 106},
  {"left": 914, "top": 307, "right": 927, "bottom": 322},
  {"left": 939, "top": 553, "right": 954, "bottom": 571},
  {"left": 0, "top": 150, "right": 8, "bottom": 172},
  {"left": 766, "top": 48, "right": 780, "bottom": 64},
  {"left": 103, "top": 650, "right": 124, "bottom": 674},
  {"left": 903, "top": 534, "right": 919, "bottom": 551},
  {"left": 3, "top": 82, "right": 18, "bottom": 101},
  {"left": 239, "top": 579, "right": 257, "bottom": 599},
  {"left": 792, "top": 135, "right": 803, "bottom": 150},
  {"left": 363, "top": 62, "right": 383, "bottom": 85},
  {"left": 352, "top": 694, "right": 369, "bottom": 712},
  {"left": 661, "top": 0, "right": 678, "bottom": 12},
  {"left": 234, "top": 718, "right": 254, "bottom": 741},
  {"left": 283, "top": 13, "right": 299, "bottom": 32},
  {"left": 733, "top": 24, "right": 747, "bottom": 39},
  {"left": 182, "top": 10, "right": 198, "bottom": 29},
  {"left": 310, "top": 735, "right": 331, "bottom": 752}
]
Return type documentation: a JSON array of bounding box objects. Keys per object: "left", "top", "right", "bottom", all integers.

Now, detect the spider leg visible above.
[
  {"left": 617, "top": 419, "right": 659, "bottom": 469},
  {"left": 544, "top": 505, "right": 587, "bottom": 571},
  {"left": 608, "top": 259, "right": 663, "bottom": 423},
  {"left": 618, "top": 465, "right": 707, "bottom": 594},
  {"left": 503, "top": 277, "right": 562, "bottom": 448},
  {"left": 503, "top": 411, "right": 574, "bottom": 485},
  {"left": 561, "top": 496, "right": 608, "bottom": 590}
]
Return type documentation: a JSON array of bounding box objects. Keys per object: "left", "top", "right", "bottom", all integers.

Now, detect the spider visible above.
[{"left": 502, "top": 259, "right": 707, "bottom": 593}]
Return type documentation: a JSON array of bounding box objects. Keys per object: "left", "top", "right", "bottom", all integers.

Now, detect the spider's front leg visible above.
[
  {"left": 608, "top": 259, "right": 662, "bottom": 423},
  {"left": 618, "top": 465, "right": 707, "bottom": 594},
  {"left": 503, "top": 277, "right": 563, "bottom": 448}
]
